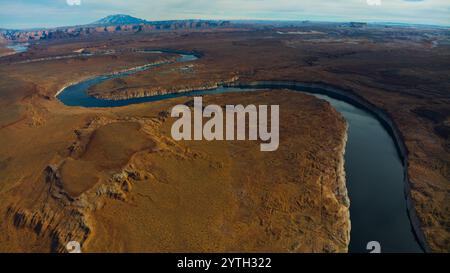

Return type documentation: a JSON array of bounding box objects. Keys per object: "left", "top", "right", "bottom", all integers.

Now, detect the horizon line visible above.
[{"left": 2, "top": 17, "right": 449, "bottom": 31}]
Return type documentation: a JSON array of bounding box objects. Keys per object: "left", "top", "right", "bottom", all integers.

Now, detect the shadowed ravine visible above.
[{"left": 56, "top": 51, "right": 423, "bottom": 253}]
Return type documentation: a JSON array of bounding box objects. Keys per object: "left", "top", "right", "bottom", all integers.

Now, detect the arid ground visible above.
[{"left": 0, "top": 25, "right": 448, "bottom": 252}]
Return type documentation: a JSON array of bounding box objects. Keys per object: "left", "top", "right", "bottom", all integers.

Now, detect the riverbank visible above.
[
  {"left": 88, "top": 76, "right": 239, "bottom": 100},
  {"left": 54, "top": 55, "right": 182, "bottom": 98},
  {"left": 338, "top": 123, "right": 351, "bottom": 251}
]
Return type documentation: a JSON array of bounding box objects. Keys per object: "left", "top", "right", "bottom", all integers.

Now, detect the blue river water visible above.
[{"left": 6, "top": 43, "right": 29, "bottom": 54}]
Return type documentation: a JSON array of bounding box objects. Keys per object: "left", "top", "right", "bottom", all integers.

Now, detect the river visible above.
[
  {"left": 6, "top": 43, "right": 29, "bottom": 54},
  {"left": 56, "top": 51, "right": 423, "bottom": 253}
]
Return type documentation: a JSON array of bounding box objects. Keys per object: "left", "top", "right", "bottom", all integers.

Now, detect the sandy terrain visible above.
[{"left": 0, "top": 88, "right": 349, "bottom": 252}]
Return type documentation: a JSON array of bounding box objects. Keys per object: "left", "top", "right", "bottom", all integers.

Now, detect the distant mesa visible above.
[
  {"left": 348, "top": 22, "right": 368, "bottom": 28},
  {"left": 92, "top": 14, "right": 149, "bottom": 26},
  {"left": 0, "top": 14, "right": 231, "bottom": 43}
]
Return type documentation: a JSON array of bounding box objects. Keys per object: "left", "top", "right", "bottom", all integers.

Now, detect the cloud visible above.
[
  {"left": 67, "top": 0, "right": 81, "bottom": 6},
  {"left": 367, "top": 0, "right": 382, "bottom": 6}
]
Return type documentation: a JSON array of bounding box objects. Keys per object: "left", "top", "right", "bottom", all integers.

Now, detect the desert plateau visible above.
[{"left": 0, "top": 2, "right": 449, "bottom": 254}]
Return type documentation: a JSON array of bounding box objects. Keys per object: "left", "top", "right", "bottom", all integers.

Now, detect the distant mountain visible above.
[{"left": 92, "top": 14, "right": 148, "bottom": 26}]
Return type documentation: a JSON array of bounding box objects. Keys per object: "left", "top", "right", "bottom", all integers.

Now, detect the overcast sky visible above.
[{"left": 0, "top": 0, "right": 449, "bottom": 29}]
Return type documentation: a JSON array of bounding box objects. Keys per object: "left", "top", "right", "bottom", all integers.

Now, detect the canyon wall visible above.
[{"left": 0, "top": 20, "right": 231, "bottom": 43}]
